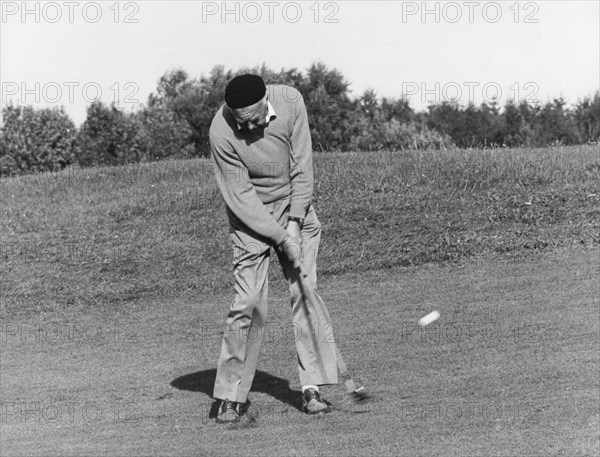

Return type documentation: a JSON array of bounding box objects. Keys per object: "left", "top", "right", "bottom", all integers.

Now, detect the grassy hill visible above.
[{"left": 1, "top": 145, "right": 598, "bottom": 317}]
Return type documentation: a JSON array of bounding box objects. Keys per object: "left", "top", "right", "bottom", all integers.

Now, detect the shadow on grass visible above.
[{"left": 171, "top": 369, "right": 302, "bottom": 417}]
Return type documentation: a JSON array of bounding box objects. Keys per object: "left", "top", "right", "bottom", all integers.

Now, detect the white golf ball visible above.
[{"left": 418, "top": 310, "right": 440, "bottom": 327}]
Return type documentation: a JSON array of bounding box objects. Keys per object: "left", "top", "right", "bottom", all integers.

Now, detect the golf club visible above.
[{"left": 293, "top": 260, "right": 372, "bottom": 404}]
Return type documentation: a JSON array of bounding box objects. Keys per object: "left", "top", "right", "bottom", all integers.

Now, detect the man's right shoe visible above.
[
  {"left": 302, "top": 388, "right": 333, "bottom": 415},
  {"left": 216, "top": 399, "right": 240, "bottom": 423}
]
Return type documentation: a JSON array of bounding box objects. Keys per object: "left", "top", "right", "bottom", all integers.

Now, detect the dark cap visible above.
[{"left": 224, "top": 74, "right": 266, "bottom": 109}]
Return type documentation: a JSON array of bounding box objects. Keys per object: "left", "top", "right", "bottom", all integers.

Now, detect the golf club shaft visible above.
[{"left": 293, "top": 260, "right": 359, "bottom": 393}]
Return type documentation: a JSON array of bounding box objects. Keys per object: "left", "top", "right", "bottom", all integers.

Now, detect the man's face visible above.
[{"left": 231, "top": 97, "right": 268, "bottom": 132}]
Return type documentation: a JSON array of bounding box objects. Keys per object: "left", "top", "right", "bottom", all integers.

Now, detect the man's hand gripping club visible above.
[{"left": 278, "top": 218, "right": 303, "bottom": 264}]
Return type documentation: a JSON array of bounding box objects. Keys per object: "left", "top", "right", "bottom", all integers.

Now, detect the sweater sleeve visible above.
[
  {"left": 210, "top": 129, "right": 289, "bottom": 246},
  {"left": 288, "top": 92, "right": 314, "bottom": 219}
]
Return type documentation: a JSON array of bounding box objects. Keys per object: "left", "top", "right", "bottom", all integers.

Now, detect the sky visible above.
[{"left": 1, "top": 0, "right": 599, "bottom": 125}]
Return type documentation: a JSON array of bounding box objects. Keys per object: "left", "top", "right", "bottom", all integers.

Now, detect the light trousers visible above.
[{"left": 213, "top": 199, "right": 338, "bottom": 403}]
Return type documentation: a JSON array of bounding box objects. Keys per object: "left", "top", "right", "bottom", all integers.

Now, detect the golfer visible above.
[{"left": 209, "top": 74, "right": 338, "bottom": 423}]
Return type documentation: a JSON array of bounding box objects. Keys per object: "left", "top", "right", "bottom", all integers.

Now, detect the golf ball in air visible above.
[{"left": 418, "top": 311, "right": 440, "bottom": 327}]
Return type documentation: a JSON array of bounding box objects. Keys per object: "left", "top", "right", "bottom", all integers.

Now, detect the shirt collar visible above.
[
  {"left": 266, "top": 101, "right": 277, "bottom": 124},
  {"left": 236, "top": 101, "right": 277, "bottom": 130}
]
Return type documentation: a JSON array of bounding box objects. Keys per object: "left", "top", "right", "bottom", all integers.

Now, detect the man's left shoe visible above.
[
  {"left": 216, "top": 399, "right": 240, "bottom": 423},
  {"left": 302, "top": 388, "right": 333, "bottom": 414},
  {"left": 216, "top": 399, "right": 251, "bottom": 423}
]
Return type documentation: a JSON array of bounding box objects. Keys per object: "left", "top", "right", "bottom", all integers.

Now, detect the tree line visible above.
[{"left": 1, "top": 63, "right": 598, "bottom": 176}]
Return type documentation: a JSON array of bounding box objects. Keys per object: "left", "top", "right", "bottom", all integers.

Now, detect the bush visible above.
[
  {"left": 574, "top": 92, "right": 600, "bottom": 143},
  {"left": 533, "top": 98, "right": 582, "bottom": 146},
  {"left": 76, "top": 102, "right": 140, "bottom": 166},
  {"left": 131, "top": 105, "right": 195, "bottom": 161},
  {"left": 76, "top": 102, "right": 194, "bottom": 167},
  {"left": 0, "top": 105, "right": 77, "bottom": 176}
]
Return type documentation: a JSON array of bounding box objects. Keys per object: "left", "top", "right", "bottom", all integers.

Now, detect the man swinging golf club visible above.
[{"left": 209, "top": 74, "right": 338, "bottom": 423}]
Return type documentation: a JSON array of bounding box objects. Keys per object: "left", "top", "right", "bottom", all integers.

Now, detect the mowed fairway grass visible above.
[{"left": 1, "top": 146, "right": 599, "bottom": 456}]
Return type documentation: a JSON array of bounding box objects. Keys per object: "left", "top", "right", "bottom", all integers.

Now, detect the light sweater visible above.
[{"left": 209, "top": 85, "right": 313, "bottom": 246}]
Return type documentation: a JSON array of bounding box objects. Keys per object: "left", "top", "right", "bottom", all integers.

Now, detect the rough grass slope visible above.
[{"left": 1, "top": 145, "right": 598, "bottom": 317}]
